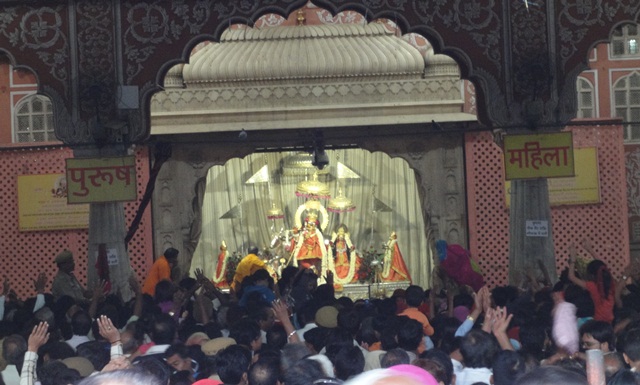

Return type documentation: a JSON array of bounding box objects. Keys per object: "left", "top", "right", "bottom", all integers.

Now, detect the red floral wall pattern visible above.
[
  {"left": 1, "top": 146, "right": 153, "bottom": 299},
  {"left": 466, "top": 124, "right": 629, "bottom": 288}
]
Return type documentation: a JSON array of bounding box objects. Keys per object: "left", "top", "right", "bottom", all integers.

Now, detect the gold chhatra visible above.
[
  {"left": 267, "top": 203, "right": 284, "bottom": 220},
  {"left": 328, "top": 187, "right": 356, "bottom": 213},
  {"left": 296, "top": 172, "right": 330, "bottom": 200}
]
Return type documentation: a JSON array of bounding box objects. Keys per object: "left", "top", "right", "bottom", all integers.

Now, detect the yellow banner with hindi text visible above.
[
  {"left": 66, "top": 156, "right": 137, "bottom": 204},
  {"left": 503, "top": 132, "right": 574, "bottom": 180}
]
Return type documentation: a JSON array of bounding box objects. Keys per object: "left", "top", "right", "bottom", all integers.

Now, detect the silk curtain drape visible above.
[{"left": 190, "top": 149, "right": 432, "bottom": 289}]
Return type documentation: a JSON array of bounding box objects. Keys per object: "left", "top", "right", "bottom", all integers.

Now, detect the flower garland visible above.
[{"left": 357, "top": 247, "right": 384, "bottom": 283}]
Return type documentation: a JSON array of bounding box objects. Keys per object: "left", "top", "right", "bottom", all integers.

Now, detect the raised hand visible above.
[
  {"left": 325, "top": 270, "right": 334, "bottom": 285},
  {"left": 27, "top": 321, "right": 50, "bottom": 352},
  {"left": 195, "top": 268, "right": 215, "bottom": 292},
  {"left": 34, "top": 272, "right": 47, "bottom": 294},
  {"left": 272, "top": 299, "right": 289, "bottom": 322},
  {"left": 482, "top": 307, "right": 495, "bottom": 334},
  {"left": 97, "top": 315, "right": 120, "bottom": 344},
  {"left": 568, "top": 244, "right": 577, "bottom": 263},
  {"left": 93, "top": 280, "right": 108, "bottom": 301},
  {"left": 2, "top": 276, "right": 9, "bottom": 296},
  {"left": 491, "top": 306, "right": 513, "bottom": 335},
  {"left": 128, "top": 274, "right": 141, "bottom": 294}
]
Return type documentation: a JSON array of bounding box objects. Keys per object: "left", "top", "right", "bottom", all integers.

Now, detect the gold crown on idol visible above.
[{"left": 305, "top": 210, "right": 319, "bottom": 223}]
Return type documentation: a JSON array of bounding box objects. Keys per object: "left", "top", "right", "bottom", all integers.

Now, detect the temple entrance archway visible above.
[{"left": 148, "top": 6, "right": 474, "bottom": 289}]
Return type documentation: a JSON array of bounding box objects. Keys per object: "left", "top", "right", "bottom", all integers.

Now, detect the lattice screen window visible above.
[
  {"left": 611, "top": 24, "right": 640, "bottom": 57},
  {"left": 576, "top": 77, "right": 595, "bottom": 119},
  {"left": 14, "top": 94, "right": 55, "bottom": 143},
  {"left": 614, "top": 73, "right": 640, "bottom": 142}
]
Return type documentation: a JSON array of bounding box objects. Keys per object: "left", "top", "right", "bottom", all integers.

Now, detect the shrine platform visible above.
[{"left": 335, "top": 281, "right": 411, "bottom": 300}]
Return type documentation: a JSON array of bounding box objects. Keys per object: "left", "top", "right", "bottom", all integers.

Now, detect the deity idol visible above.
[
  {"left": 288, "top": 211, "right": 328, "bottom": 272},
  {"left": 212, "top": 241, "right": 229, "bottom": 288},
  {"left": 381, "top": 231, "right": 412, "bottom": 283},
  {"left": 330, "top": 224, "right": 360, "bottom": 285}
]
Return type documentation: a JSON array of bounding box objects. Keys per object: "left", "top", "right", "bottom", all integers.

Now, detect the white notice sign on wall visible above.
[{"left": 526, "top": 220, "right": 548, "bottom": 237}]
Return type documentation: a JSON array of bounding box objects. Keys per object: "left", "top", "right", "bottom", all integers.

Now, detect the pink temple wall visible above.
[
  {"left": 466, "top": 122, "right": 630, "bottom": 287},
  {"left": 1, "top": 146, "right": 154, "bottom": 299}
]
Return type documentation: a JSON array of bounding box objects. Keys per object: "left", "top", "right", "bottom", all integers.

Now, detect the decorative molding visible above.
[{"left": 152, "top": 78, "right": 462, "bottom": 112}]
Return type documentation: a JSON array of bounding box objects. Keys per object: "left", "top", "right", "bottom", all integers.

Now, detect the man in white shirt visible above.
[
  {"left": 455, "top": 329, "right": 499, "bottom": 385},
  {"left": 1, "top": 334, "right": 26, "bottom": 385}
]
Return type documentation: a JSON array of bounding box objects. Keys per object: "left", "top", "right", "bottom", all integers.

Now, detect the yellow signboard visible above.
[
  {"left": 66, "top": 156, "right": 137, "bottom": 204},
  {"left": 505, "top": 147, "right": 600, "bottom": 207},
  {"left": 503, "top": 132, "right": 574, "bottom": 180},
  {"left": 17, "top": 174, "right": 90, "bottom": 231}
]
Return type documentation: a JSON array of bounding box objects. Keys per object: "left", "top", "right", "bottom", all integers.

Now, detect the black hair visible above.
[
  {"left": 38, "top": 361, "right": 82, "bottom": 385},
  {"left": 170, "top": 370, "right": 192, "bottom": 385},
  {"left": 216, "top": 345, "right": 252, "bottom": 385},
  {"left": 623, "top": 328, "right": 640, "bottom": 362},
  {"left": 397, "top": 317, "right": 423, "bottom": 352},
  {"left": 460, "top": 329, "right": 499, "bottom": 369},
  {"left": 515, "top": 365, "right": 587, "bottom": 385},
  {"left": 249, "top": 357, "right": 281, "bottom": 385},
  {"left": 492, "top": 350, "right": 526, "bottom": 385},
  {"left": 333, "top": 345, "right": 364, "bottom": 381},
  {"left": 607, "top": 368, "right": 640, "bottom": 385},
  {"left": 229, "top": 318, "right": 261, "bottom": 348},
  {"left": 380, "top": 348, "right": 410, "bottom": 368},
  {"left": 165, "top": 343, "right": 190, "bottom": 360},
  {"left": 579, "top": 319, "right": 614, "bottom": 349},
  {"left": 283, "top": 358, "right": 325, "bottom": 385},
  {"left": 297, "top": 300, "right": 320, "bottom": 327},
  {"left": 76, "top": 341, "right": 110, "bottom": 371},
  {"left": 429, "top": 316, "right": 461, "bottom": 353},
  {"left": 2, "top": 334, "right": 26, "bottom": 365},
  {"left": 518, "top": 323, "right": 549, "bottom": 361},
  {"left": 71, "top": 309, "right": 92, "bottom": 336},
  {"left": 405, "top": 285, "right": 424, "bottom": 307},
  {"left": 420, "top": 349, "right": 454, "bottom": 385},
  {"left": 280, "top": 343, "right": 312, "bottom": 373},
  {"left": 337, "top": 307, "right": 361, "bottom": 337},
  {"left": 151, "top": 313, "right": 177, "bottom": 345},
  {"left": 265, "top": 323, "right": 287, "bottom": 352},
  {"left": 154, "top": 280, "right": 175, "bottom": 303},
  {"left": 132, "top": 356, "right": 172, "bottom": 385},
  {"left": 454, "top": 292, "right": 475, "bottom": 309},
  {"left": 491, "top": 286, "right": 519, "bottom": 307},
  {"left": 37, "top": 341, "right": 75, "bottom": 365},
  {"left": 250, "top": 269, "right": 271, "bottom": 283},
  {"left": 564, "top": 284, "right": 595, "bottom": 319}
]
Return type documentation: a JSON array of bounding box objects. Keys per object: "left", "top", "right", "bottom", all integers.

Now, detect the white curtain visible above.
[{"left": 190, "top": 149, "right": 432, "bottom": 289}]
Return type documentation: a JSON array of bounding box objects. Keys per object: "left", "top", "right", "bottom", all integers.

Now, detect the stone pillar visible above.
[
  {"left": 75, "top": 145, "right": 134, "bottom": 301},
  {"left": 508, "top": 178, "right": 557, "bottom": 285},
  {"left": 87, "top": 202, "right": 133, "bottom": 301}
]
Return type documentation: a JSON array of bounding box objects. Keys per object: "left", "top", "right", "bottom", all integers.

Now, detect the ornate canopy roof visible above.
[{"left": 153, "top": 22, "right": 473, "bottom": 135}]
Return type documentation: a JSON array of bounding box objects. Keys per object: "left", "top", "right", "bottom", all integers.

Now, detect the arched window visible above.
[
  {"left": 14, "top": 94, "right": 55, "bottom": 143},
  {"left": 611, "top": 24, "right": 640, "bottom": 57},
  {"left": 576, "top": 77, "right": 595, "bottom": 119},
  {"left": 613, "top": 73, "right": 640, "bottom": 142}
]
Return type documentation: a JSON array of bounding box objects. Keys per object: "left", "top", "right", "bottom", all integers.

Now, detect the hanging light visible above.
[
  {"left": 328, "top": 187, "right": 356, "bottom": 213},
  {"left": 295, "top": 172, "right": 330, "bottom": 199},
  {"left": 267, "top": 202, "right": 284, "bottom": 219}
]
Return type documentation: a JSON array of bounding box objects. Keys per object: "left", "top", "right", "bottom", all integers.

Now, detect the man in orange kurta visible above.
[
  {"left": 143, "top": 247, "right": 179, "bottom": 296},
  {"left": 399, "top": 285, "right": 434, "bottom": 336}
]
